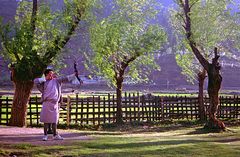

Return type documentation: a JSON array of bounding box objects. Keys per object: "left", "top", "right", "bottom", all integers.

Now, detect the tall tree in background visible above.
[
  {"left": 0, "top": 0, "right": 96, "bottom": 127},
  {"left": 172, "top": 0, "right": 239, "bottom": 130},
  {"left": 175, "top": 51, "right": 207, "bottom": 121},
  {"left": 87, "top": 0, "right": 166, "bottom": 124}
]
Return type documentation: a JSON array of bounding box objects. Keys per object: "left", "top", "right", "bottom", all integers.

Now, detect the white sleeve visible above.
[
  {"left": 67, "top": 74, "right": 76, "bottom": 82},
  {"left": 34, "top": 77, "right": 46, "bottom": 84},
  {"left": 57, "top": 74, "right": 76, "bottom": 83}
]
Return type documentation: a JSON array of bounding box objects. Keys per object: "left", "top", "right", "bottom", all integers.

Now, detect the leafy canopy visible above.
[
  {"left": 0, "top": 0, "right": 96, "bottom": 81},
  {"left": 171, "top": 0, "right": 239, "bottom": 83},
  {"left": 87, "top": 0, "right": 167, "bottom": 86}
]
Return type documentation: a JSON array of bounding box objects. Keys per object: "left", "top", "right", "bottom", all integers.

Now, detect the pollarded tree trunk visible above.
[
  {"left": 205, "top": 49, "right": 225, "bottom": 130},
  {"left": 9, "top": 80, "right": 34, "bottom": 127},
  {"left": 116, "top": 76, "right": 124, "bottom": 124},
  {"left": 198, "top": 69, "right": 206, "bottom": 121}
]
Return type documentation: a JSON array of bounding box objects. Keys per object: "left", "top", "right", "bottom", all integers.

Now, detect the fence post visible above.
[
  {"left": 66, "top": 95, "right": 71, "bottom": 127},
  {"left": 29, "top": 97, "right": 32, "bottom": 126},
  {"left": 161, "top": 97, "right": 164, "bottom": 120},
  {"left": 0, "top": 96, "right": 2, "bottom": 124},
  {"left": 98, "top": 96, "right": 101, "bottom": 125},
  {"left": 237, "top": 95, "right": 240, "bottom": 119},
  {"left": 93, "top": 95, "right": 95, "bottom": 125},
  {"left": 125, "top": 92, "right": 128, "bottom": 122},
  {"left": 6, "top": 97, "right": 9, "bottom": 125},
  {"left": 157, "top": 96, "right": 160, "bottom": 121},
  {"left": 108, "top": 93, "right": 111, "bottom": 123},
  {"left": 75, "top": 94, "right": 79, "bottom": 124},
  {"left": 103, "top": 96, "right": 106, "bottom": 124},
  {"left": 137, "top": 92, "right": 140, "bottom": 122}
]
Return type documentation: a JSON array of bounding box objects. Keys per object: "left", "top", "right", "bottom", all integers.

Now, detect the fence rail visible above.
[{"left": 0, "top": 93, "right": 240, "bottom": 126}]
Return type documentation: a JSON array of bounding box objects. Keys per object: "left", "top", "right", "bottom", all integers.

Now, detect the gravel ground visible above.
[{"left": 0, "top": 125, "right": 92, "bottom": 146}]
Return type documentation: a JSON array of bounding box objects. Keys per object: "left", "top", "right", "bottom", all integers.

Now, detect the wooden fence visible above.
[{"left": 0, "top": 93, "right": 240, "bottom": 126}]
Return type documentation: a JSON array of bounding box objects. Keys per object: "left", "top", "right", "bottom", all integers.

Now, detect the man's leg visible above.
[
  {"left": 44, "top": 123, "right": 49, "bottom": 135},
  {"left": 43, "top": 123, "right": 49, "bottom": 141},
  {"left": 47, "top": 123, "right": 53, "bottom": 134},
  {"left": 52, "top": 123, "right": 63, "bottom": 140},
  {"left": 52, "top": 123, "right": 57, "bottom": 136}
]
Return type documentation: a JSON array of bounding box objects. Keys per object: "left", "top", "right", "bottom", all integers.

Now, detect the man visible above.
[{"left": 34, "top": 69, "right": 78, "bottom": 141}]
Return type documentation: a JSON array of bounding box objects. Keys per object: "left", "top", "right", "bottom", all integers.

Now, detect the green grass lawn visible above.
[{"left": 1, "top": 123, "right": 240, "bottom": 157}]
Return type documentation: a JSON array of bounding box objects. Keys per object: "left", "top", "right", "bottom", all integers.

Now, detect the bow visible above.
[{"left": 74, "top": 61, "right": 83, "bottom": 85}]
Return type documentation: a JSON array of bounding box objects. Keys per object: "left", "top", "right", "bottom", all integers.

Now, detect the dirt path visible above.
[{"left": 0, "top": 126, "right": 93, "bottom": 146}]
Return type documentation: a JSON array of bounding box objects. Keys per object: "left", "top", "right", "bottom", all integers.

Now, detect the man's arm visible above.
[
  {"left": 34, "top": 78, "right": 46, "bottom": 84},
  {"left": 34, "top": 78, "right": 45, "bottom": 93},
  {"left": 57, "top": 74, "right": 77, "bottom": 84}
]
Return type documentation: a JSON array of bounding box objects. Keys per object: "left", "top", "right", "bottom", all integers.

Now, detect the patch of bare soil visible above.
[{"left": 0, "top": 126, "right": 93, "bottom": 146}]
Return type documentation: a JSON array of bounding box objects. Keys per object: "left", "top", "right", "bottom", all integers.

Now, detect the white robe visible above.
[{"left": 34, "top": 74, "right": 76, "bottom": 123}]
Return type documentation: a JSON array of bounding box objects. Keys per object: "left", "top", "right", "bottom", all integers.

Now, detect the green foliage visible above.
[
  {"left": 171, "top": 0, "right": 239, "bottom": 83},
  {"left": 175, "top": 52, "right": 200, "bottom": 84},
  {"left": 0, "top": 0, "right": 96, "bottom": 81},
  {"left": 87, "top": 0, "right": 167, "bottom": 87},
  {"left": 231, "top": 3, "right": 240, "bottom": 50}
]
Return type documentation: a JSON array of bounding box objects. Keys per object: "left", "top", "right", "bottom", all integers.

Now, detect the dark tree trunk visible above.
[
  {"left": 116, "top": 76, "right": 124, "bottom": 124},
  {"left": 205, "top": 48, "right": 225, "bottom": 130},
  {"left": 198, "top": 69, "right": 206, "bottom": 121},
  {"left": 9, "top": 80, "right": 34, "bottom": 127}
]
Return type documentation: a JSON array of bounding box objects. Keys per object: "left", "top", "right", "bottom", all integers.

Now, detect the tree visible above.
[
  {"left": 175, "top": 51, "right": 207, "bottom": 121},
  {"left": 0, "top": 0, "right": 96, "bottom": 127},
  {"left": 87, "top": 0, "right": 166, "bottom": 124},
  {"left": 172, "top": 0, "right": 239, "bottom": 130}
]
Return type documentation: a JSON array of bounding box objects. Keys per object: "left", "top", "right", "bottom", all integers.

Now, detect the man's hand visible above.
[
  {"left": 75, "top": 71, "right": 78, "bottom": 77},
  {"left": 74, "top": 61, "right": 83, "bottom": 85}
]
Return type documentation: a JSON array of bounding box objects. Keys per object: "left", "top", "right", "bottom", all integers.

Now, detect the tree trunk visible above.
[
  {"left": 206, "top": 67, "right": 225, "bottom": 130},
  {"left": 9, "top": 80, "right": 34, "bottom": 127},
  {"left": 198, "top": 69, "right": 206, "bottom": 121},
  {"left": 181, "top": 1, "right": 225, "bottom": 130},
  {"left": 205, "top": 48, "right": 225, "bottom": 130},
  {"left": 116, "top": 77, "right": 124, "bottom": 125}
]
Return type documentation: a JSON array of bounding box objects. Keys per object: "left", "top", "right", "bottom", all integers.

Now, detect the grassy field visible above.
[{"left": 0, "top": 121, "right": 240, "bottom": 157}]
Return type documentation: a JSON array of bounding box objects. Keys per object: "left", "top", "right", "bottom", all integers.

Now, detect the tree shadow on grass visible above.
[
  {"left": 0, "top": 132, "right": 92, "bottom": 146},
  {"left": 26, "top": 139, "right": 206, "bottom": 157},
  {"left": 214, "top": 138, "right": 240, "bottom": 143},
  {"left": 185, "top": 126, "right": 236, "bottom": 135},
  {"left": 185, "top": 127, "right": 221, "bottom": 135},
  {"left": 81, "top": 139, "right": 205, "bottom": 150},
  {"left": 96, "top": 120, "right": 204, "bottom": 135}
]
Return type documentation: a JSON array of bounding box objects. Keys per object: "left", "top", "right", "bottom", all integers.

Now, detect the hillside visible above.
[{"left": 0, "top": 1, "right": 240, "bottom": 91}]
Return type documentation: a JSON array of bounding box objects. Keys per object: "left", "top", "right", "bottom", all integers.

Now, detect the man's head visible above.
[{"left": 44, "top": 69, "right": 54, "bottom": 80}]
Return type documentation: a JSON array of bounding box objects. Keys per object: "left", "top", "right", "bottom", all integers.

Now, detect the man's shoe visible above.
[
  {"left": 53, "top": 134, "right": 63, "bottom": 140},
  {"left": 42, "top": 135, "right": 48, "bottom": 141}
]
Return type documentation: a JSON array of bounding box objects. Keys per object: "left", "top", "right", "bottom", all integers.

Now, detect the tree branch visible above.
[
  {"left": 182, "top": 0, "right": 209, "bottom": 71},
  {"left": 179, "top": 0, "right": 185, "bottom": 9},
  {"left": 31, "top": 0, "right": 37, "bottom": 35},
  {"left": 7, "top": 45, "right": 20, "bottom": 62},
  {"left": 122, "top": 51, "right": 141, "bottom": 70},
  {"left": 27, "top": 0, "right": 38, "bottom": 50},
  {"left": 212, "top": 47, "right": 221, "bottom": 70},
  {"left": 178, "top": 13, "right": 187, "bottom": 25},
  {"left": 45, "top": 7, "right": 84, "bottom": 61},
  {"left": 1, "top": 33, "right": 20, "bottom": 62},
  {"left": 190, "top": 0, "right": 199, "bottom": 9}
]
